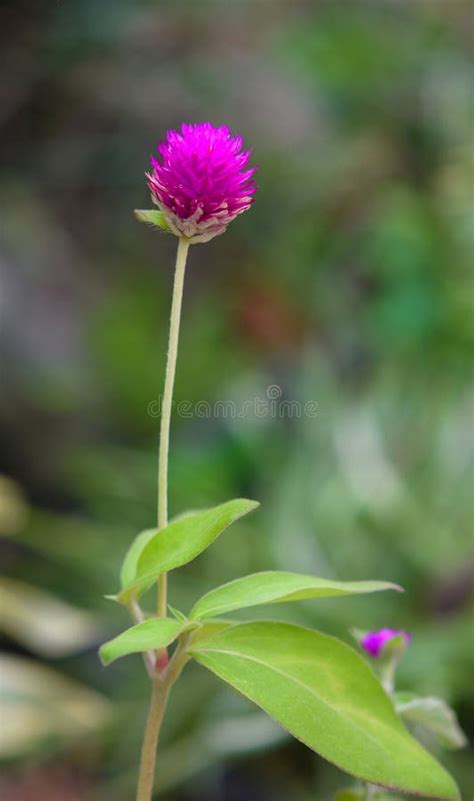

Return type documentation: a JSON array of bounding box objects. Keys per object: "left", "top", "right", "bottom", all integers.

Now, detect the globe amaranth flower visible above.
[
  {"left": 360, "top": 628, "right": 412, "bottom": 659},
  {"left": 146, "top": 122, "right": 257, "bottom": 244}
]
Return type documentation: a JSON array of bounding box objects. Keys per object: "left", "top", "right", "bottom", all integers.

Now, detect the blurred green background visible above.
[{"left": 1, "top": 1, "right": 473, "bottom": 799}]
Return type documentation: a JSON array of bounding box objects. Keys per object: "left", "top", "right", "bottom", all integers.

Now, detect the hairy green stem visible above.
[
  {"left": 136, "top": 679, "right": 169, "bottom": 801},
  {"left": 157, "top": 236, "right": 190, "bottom": 617},
  {"left": 135, "top": 637, "right": 191, "bottom": 801}
]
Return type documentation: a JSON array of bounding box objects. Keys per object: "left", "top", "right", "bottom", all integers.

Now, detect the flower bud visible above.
[{"left": 360, "top": 628, "right": 412, "bottom": 659}]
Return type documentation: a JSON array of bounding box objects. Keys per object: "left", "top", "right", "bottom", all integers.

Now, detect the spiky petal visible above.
[{"left": 146, "top": 122, "right": 257, "bottom": 243}]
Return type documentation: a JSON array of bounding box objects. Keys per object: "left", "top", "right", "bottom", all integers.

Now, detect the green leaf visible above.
[
  {"left": 335, "top": 791, "right": 365, "bottom": 801},
  {"left": 120, "top": 528, "right": 157, "bottom": 589},
  {"left": 134, "top": 209, "right": 170, "bottom": 231},
  {"left": 188, "top": 619, "right": 235, "bottom": 648},
  {"left": 395, "top": 693, "right": 467, "bottom": 750},
  {"left": 189, "top": 571, "right": 401, "bottom": 620},
  {"left": 190, "top": 622, "right": 459, "bottom": 800},
  {"left": 99, "top": 618, "right": 185, "bottom": 666},
  {"left": 119, "top": 499, "right": 259, "bottom": 603},
  {"left": 118, "top": 511, "right": 197, "bottom": 593}
]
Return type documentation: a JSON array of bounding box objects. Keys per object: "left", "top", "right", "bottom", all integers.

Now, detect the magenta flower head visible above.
[
  {"left": 144, "top": 122, "right": 257, "bottom": 244},
  {"left": 360, "top": 628, "right": 412, "bottom": 659}
]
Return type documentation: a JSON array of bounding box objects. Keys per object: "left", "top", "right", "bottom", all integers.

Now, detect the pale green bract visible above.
[
  {"left": 99, "top": 618, "right": 187, "bottom": 666},
  {"left": 190, "top": 621, "right": 459, "bottom": 800},
  {"left": 134, "top": 209, "right": 170, "bottom": 230},
  {"left": 189, "top": 571, "right": 401, "bottom": 620},
  {"left": 117, "top": 498, "right": 259, "bottom": 604},
  {"left": 395, "top": 693, "right": 467, "bottom": 750}
]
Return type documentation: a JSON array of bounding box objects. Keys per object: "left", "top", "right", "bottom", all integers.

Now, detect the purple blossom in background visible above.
[
  {"left": 147, "top": 122, "right": 257, "bottom": 243},
  {"left": 360, "top": 628, "right": 412, "bottom": 659}
]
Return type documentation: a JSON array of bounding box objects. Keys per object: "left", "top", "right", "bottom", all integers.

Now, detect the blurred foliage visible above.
[{"left": 1, "top": 1, "right": 473, "bottom": 799}]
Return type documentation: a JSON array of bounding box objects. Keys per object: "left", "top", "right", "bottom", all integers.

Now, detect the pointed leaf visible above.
[
  {"left": 118, "top": 511, "right": 197, "bottom": 596},
  {"left": 99, "top": 618, "right": 185, "bottom": 666},
  {"left": 190, "top": 622, "right": 459, "bottom": 800},
  {"left": 395, "top": 693, "right": 467, "bottom": 750},
  {"left": 168, "top": 606, "right": 188, "bottom": 624},
  {"left": 119, "top": 499, "right": 259, "bottom": 603},
  {"left": 120, "top": 528, "right": 157, "bottom": 589},
  {"left": 189, "top": 571, "right": 400, "bottom": 620}
]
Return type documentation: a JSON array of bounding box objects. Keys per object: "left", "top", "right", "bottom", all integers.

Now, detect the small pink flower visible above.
[
  {"left": 360, "top": 628, "right": 412, "bottom": 659},
  {"left": 146, "top": 122, "right": 257, "bottom": 243}
]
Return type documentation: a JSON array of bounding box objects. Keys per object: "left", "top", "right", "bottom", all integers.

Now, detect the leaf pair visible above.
[
  {"left": 101, "top": 499, "right": 460, "bottom": 800},
  {"left": 115, "top": 498, "right": 400, "bottom": 609},
  {"left": 100, "top": 569, "right": 398, "bottom": 665},
  {"left": 101, "top": 618, "right": 459, "bottom": 800}
]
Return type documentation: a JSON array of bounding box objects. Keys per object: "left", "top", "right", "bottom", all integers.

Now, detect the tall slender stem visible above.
[
  {"left": 135, "top": 237, "right": 191, "bottom": 801},
  {"left": 157, "top": 236, "right": 190, "bottom": 617}
]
